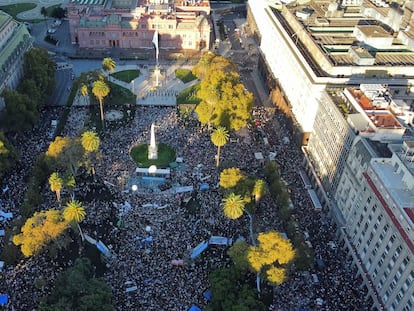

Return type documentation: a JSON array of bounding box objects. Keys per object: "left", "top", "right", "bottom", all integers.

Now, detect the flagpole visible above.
[{"left": 152, "top": 25, "right": 160, "bottom": 87}]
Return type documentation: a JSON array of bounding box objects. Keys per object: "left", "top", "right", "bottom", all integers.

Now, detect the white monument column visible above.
[{"left": 148, "top": 123, "right": 158, "bottom": 160}]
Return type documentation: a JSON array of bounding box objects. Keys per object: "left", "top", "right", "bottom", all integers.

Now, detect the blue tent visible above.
[
  {"left": 0, "top": 294, "right": 8, "bottom": 305},
  {"left": 189, "top": 305, "right": 201, "bottom": 311},
  {"left": 203, "top": 290, "right": 212, "bottom": 301},
  {"left": 199, "top": 183, "right": 209, "bottom": 191},
  {"left": 190, "top": 241, "right": 208, "bottom": 259}
]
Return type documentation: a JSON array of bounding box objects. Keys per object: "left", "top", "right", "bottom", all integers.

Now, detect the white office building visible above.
[{"left": 335, "top": 138, "right": 414, "bottom": 310}]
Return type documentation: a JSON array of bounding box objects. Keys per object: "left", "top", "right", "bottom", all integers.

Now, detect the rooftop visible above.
[
  {"left": 365, "top": 110, "right": 403, "bottom": 129},
  {"left": 357, "top": 25, "right": 391, "bottom": 38},
  {"left": 276, "top": 0, "right": 414, "bottom": 68},
  {"left": 371, "top": 159, "right": 414, "bottom": 208}
]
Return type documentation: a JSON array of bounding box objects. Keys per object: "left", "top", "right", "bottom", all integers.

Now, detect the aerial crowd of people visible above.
[{"left": 0, "top": 103, "right": 371, "bottom": 310}]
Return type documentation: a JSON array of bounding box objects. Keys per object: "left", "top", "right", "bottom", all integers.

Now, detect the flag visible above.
[{"left": 152, "top": 29, "right": 159, "bottom": 60}]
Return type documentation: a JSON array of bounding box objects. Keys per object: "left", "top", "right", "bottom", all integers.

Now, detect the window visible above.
[
  {"left": 377, "top": 214, "right": 383, "bottom": 224},
  {"left": 372, "top": 247, "right": 377, "bottom": 256},
  {"left": 403, "top": 279, "right": 410, "bottom": 291},
  {"left": 372, "top": 268, "right": 377, "bottom": 279},
  {"left": 365, "top": 259, "right": 372, "bottom": 270},
  {"left": 389, "top": 279, "right": 396, "bottom": 290}
]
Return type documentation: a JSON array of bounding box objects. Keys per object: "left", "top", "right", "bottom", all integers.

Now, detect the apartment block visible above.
[{"left": 335, "top": 137, "right": 414, "bottom": 311}]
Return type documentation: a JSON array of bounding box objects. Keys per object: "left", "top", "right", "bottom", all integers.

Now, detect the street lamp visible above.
[{"left": 131, "top": 184, "right": 138, "bottom": 192}]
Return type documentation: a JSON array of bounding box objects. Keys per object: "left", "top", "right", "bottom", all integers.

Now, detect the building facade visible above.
[
  {"left": 335, "top": 138, "right": 414, "bottom": 311},
  {"left": 67, "top": 0, "right": 212, "bottom": 51},
  {"left": 0, "top": 11, "right": 33, "bottom": 110},
  {"left": 247, "top": 0, "right": 414, "bottom": 139}
]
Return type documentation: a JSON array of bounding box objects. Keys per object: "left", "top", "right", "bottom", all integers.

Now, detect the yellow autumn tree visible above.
[
  {"left": 248, "top": 230, "right": 295, "bottom": 286},
  {"left": 46, "top": 136, "right": 71, "bottom": 158},
  {"left": 219, "top": 167, "right": 245, "bottom": 189},
  {"left": 13, "top": 209, "right": 69, "bottom": 257}
]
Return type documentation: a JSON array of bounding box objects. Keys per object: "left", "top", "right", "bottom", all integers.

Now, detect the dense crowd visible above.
[{"left": 0, "top": 103, "right": 370, "bottom": 310}]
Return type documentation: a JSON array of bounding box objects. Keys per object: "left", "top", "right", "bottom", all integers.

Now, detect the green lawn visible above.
[
  {"left": 0, "top": 3, "right": 36, "bottom": 19},
  {"left": 111, "top": 70, "right": 140, "bottom": 83},
  {"left": 176, "top": 83, "right": 201, "bottom": 105},
  {"left": 130, "top": 143, "right": 176, "bottom": 168},
  {"left": 175, "top": 69, "right": 197, "bottom": 83}
]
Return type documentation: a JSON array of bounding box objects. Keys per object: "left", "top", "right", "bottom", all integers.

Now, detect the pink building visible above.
[{"left": 67, "top": 0, "right": 212, "bottom": 51}]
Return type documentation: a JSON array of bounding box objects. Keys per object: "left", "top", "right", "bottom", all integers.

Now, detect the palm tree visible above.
[
  {"left": 81, "top": 131, "right": 100, "bottom": 153},
  {"left": 211, "top": 126, "right": 229, "bottom": 167},
  {"left": 49, "top": 172, "right": 63, "bottom": 203},
  {"left": 102, "top": 57, "right": 116, "bottom": 76},
  {"left": 92, "top": 79, "right": 110, "bottom": 127},
  {"left": 81, "top": 131, "right": 100, "bottom": 175},
  {"left": 252, "top": 179, "right": 268, "bottom": 205},
  {"left": 63, "top": 200, "right": 86, "bottom": 241},
  {"left": 222, "top": 193, "right": 245, "bottom": 220},
  {"left": 80, "top": 84, "right": 89, "bottom": 106}
]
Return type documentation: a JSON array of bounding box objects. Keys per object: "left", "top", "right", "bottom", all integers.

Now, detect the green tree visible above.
[
  {"left": 102, "top": 57, "right": 116, "bottom": 76},
  {"left": 211, "top": 126, "right": 229, "bottom": 167},
  {"left": 222, "top": 192, "right": 245, "bottom": 220},
  {"left": 2, "top": 89, "right": 38, "bottom": 131},
  {"left": 49, "top": 172, "right": 63, "bottom": 203},
  {"left": 63, "top": 173, "right": 76, "bottom": 198},
  {"left": 24, "top": 48, "right": 56, "bottom": 98},
  {"left": 40, "top": 258, "right": 113, "bottom": 311},
  {"left": 46, "top": 137, "right": 83, "bottom": 177},
  {"left": 51, "top": 7, "right": 65, "bottom": 19},
  {"left": 92, "top": 79, "right": 110, "bottom": 127},
  {"left": 0, "top": 132, "right": 17, "bottom": 178},
  {"left": 228, "top": 240, "right": 250, "bottom": 272},
  {"left": 18, "top": 79, "right": 43, "bottom": 110},
  {"left": 207, "top": 266, "right": 266, "bottom": 311},
  {"left": 13, "top": 209, "right": 69, "bottom": 257},
  {"left": 61, "top": 138, "right": 84, "bottom": 177},
  {"left": 195, "top": 70, "right": 253, "bottom": 130},
  {"left": 63, "top": 200, "right": 86, "bottom": 241}
]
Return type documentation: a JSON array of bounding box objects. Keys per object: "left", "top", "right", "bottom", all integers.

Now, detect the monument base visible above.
[{"left": 148, "top": 146, "right": 158, "bottom": 160}]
